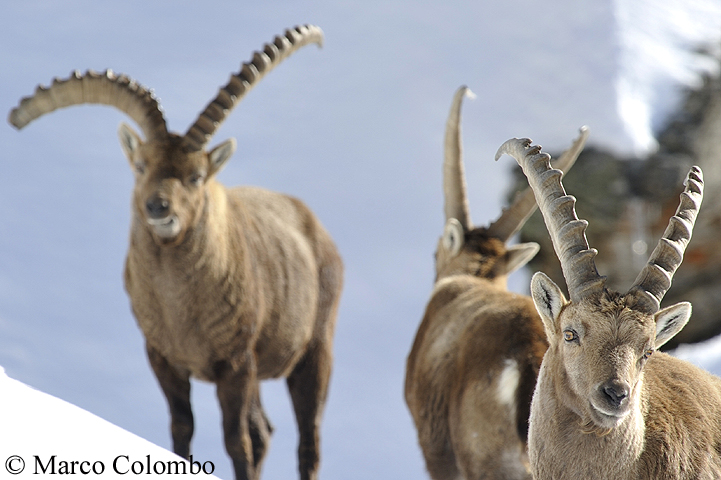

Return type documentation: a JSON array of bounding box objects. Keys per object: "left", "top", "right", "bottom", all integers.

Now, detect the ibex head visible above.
[
  {"left": 437, "top": 86, "right": 588, "bottom": 284},
  {"left": 9, "top": 25, "right": 323, "bottom": 246},
  {"left": 497, "top": 138, "right": 702, "bottom": 431},
  {"left": 116, "top": 129, "right": 235, "bottom": 245}
]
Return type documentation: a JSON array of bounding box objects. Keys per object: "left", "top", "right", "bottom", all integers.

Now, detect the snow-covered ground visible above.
[
  {"left": 0, "top": 366, "right": 220, "bottom": 478},
  {"left": 2, "top": 1, "right": 721, "bottom": 479}
]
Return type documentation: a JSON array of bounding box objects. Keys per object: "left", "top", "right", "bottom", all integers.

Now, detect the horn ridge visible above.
[
  {"left": 9, "top": 69, "right": 168, "bottom": 141},
  {"left": 184, "top": 24, "right": 324, "bottom": 151},
  {"left": 495, "top": 136, "right": 606, "bottom": 302},
  {"left": 627, "top": 166, "right": 704, "bottom": 313},
  {"left": 487, "top": 127, "right": 588, "bottom": 242}
]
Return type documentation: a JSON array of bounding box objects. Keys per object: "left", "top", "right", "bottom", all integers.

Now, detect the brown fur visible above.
[
  {"left": 122, "top": 132, "right": 343, "bottom": 480},
  {"left": 405, "top": 228, "right": 547, "bottom": 480},
  {"left": 529, "top": 282, "right": 721, "bottom": 480}
]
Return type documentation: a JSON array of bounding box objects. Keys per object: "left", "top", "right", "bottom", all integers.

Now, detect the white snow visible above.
[
  {"left": 613, "top": 0, "right": 721, "bottom": 156},
  {"left": 0, "top": 366, "right": 221, "bottom": 478}
]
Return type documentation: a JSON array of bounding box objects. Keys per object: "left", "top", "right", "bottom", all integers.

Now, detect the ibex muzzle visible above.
[
  {"left": 145, "top": 194, "right": 170, "bottom": 220},
  {"left": 599, "top": 379, "right": 630, "bottom": 409}
]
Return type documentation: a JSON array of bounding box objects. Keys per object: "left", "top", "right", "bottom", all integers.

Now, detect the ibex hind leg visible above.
[
  {"left": 287, "top": 261, "right": 341, "bottom": 480},
  {"left": 146, "top": 343, "right": 194, "bottom": 459},
  {"left": 414, "top": 406, "right": 462, "bottom": 479},
  {"left": 450, "top": 376, "right": 532, "bottom": 480},
  {"left": 286, "top": 339, "right": 333, "bottom": 480},
  {"left": 422, "top": 449, "right": 462, "bottom": 480}
]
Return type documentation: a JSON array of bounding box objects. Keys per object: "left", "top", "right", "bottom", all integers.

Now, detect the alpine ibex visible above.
[
  {"left": 9, "top": 25, "right": 343, "bottom": 480},
  {"left": 497, "top": 138, "right": 721, "bottom": 479},
  {"left": 404, "top": 86, "right": 588, "bottom": 480}
]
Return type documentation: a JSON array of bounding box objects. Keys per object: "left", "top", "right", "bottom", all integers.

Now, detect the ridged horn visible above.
[
  {"left": 8, "top": 69, "right": 168, "bottom": 141},
  {"left": 487, "top": 126, "right": 589, "bottom": 242},
  {"left": 626, "top": 166, "right": 704, "bottom": 313},
  {"left": 184, "top": 24, "right": 324, "bottom": 151},
  {"left": 495, "top": 137, "right": 606, "bottom": 302},
  {"left": 443, "top": 86, "right": 474, "bottom": 229}
]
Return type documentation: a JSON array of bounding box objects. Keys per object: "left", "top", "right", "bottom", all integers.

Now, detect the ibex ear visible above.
[
  {"left": 118, "top": 123, "right": 143, "bottom": 162},
  {"left": 208, "top": 138, "right": 237, "bottom": 177},
  {"left": 504, "top": 242, "right": 540, "bottom": 275},
  {"left": 654, "top": 302, "right": 692, "bottom": 348},
  {"left": 531, "top": 272, "right": 567, "bottom": 337},
  {"left": 442, "top": 218, "right": 465, "bottom": 257}
]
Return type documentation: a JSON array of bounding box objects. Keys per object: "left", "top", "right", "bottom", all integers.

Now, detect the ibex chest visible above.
[
  {"left": 125, "top": 246, "right": 252, "bottom": 378},
  {"left": 124, "top": 214, "right": 319, "bottom": 381}
]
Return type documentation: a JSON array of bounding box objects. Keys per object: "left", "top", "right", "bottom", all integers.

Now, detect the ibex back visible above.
[
  {"left": 405, "top": 87, "right": 587, "bottom": 479},
  {"left": 498, "top": 138, "right": 721, "bottom": 479},
  {"left": 9, "top": 25, "right": 343, "bottom": 480}
]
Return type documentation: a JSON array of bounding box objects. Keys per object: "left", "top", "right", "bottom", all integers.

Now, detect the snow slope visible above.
[{"left": 0, "top": 366, "right": 220, "bottom": 478}]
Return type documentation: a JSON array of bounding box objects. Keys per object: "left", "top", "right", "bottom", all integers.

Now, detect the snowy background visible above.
[{"left": 2, "top": 1, "right": 721, "bottom": 479}]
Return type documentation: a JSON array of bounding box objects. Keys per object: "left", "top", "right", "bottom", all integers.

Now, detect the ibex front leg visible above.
[
  {"left": 146, "top": 344, "right": 194, "bottom": 459},
  {"left": 248, "top": 389, "right": 273, "bottom": 471},
  {"left": 217, "top": 353, "right": 260, "bottom": 480}
]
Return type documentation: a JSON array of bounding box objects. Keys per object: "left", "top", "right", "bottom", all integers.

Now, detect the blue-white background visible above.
[{"left": 2, "top": 1, "right": 721, "bottom": 479}]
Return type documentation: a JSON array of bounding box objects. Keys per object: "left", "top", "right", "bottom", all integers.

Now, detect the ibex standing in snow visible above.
[
  {"left": 404, "top": 86, "right": 587, "bottom": 480},
  {"left": 497, "top": 138, "right": 721, "bottom": 479},
  {"left": 9, "top": 25, "right": 343, "bottom": 480}
]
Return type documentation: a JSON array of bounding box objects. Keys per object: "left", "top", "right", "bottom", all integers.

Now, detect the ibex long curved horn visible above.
[
  {"left": 487, "top": 126, "right": 589, "bottom": 242},
  {"left": 184, "top": 24, "right": 324, "bottom": 151},
  {"left": 443, "top": 86, "right": 474, "bottom": 229},
  {"left": 627, "top": 167, "right": 703, "bottom": 313},
  {"left": 495, "top": 138, "right": 606, "bottom": 302},
  {"left": 8, "top": 69, "right": 168, "bottom": 141}
]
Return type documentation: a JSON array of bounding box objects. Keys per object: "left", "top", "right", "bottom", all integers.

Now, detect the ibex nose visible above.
[
  {"left": 601, "top": 381, "right": 630, "bottom": 408},
  {"left": 146, "top": 195, "right": 170, "bottom": 219}
]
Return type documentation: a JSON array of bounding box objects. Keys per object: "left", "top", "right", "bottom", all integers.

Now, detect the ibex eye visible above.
[
  {"left": 563, "top": 330, "right": 577, "bottom": 342},
  {"left": 134, "top": 161, "right": 146, "bottom": 174},
  {"left": 189, "top": 172, "right": 205, "bottom": 186},
  {"left": 643, "top": 349, "right": 654, "bottom": 360}
]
